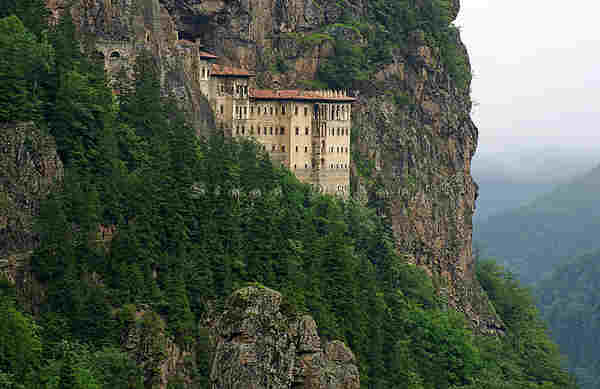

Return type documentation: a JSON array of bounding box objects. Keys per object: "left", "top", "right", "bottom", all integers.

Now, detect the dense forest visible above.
[
  {"left": 474, "top": 163, "right": 600, "bottom": 284},
  {"left": 0, "top": 1, "right": 578, "bottom": 388},
  {"left": 536, "top": 250, "right": 600, "bottom": 389}
]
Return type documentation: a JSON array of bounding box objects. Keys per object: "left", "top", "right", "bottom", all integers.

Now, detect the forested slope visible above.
[
  {"left": 537, "top": 250, "right": 600, "bottom": 389},
  {"left": 0, "top": 1, "right": 578, "bottom": 388},
  {"left": 474, "top": 163, "right": 600, "bottom": 284}
]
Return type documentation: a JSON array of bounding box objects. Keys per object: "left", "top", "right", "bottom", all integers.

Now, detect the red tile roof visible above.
[
  {"left": 199, "top": 51, "right": 218, "bottom": 59},
  {"left": 211, "top": 64, "right": 254, "bottom": 77},
  {"left": 250, "top": 89, "right": 356, "bottom": 102}
]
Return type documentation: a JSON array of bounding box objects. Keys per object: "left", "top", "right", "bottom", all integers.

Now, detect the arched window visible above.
[
  {"left": 280, "top": 127, "right": 285, "bottom": 135},
  {"left": 295, "top": 127, "right": 299, "bottom": 135},
  {"left": 281, "top": 145, "right": 286, "bottom": 152},
  {"left": 305, "top": 127, "right": 309, "bottom": 135},
  {"left": 110, "top": 51, "right": 120, "bottom": 60}
]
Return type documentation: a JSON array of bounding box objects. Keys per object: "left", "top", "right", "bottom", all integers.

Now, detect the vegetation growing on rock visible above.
[{"left": 0, "top": 1, "right": 578, "bottom": 389}]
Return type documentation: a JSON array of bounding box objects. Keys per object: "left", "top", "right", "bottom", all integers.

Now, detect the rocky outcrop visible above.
[
  {"left": 117, "top": 305, "right": 192, "bottom": 389},
  {"left": 211, "top": 286, "right": 359, "bottom": 389},
  {"left": 0, "top": 121, "right": 63, "bottom": 259}
]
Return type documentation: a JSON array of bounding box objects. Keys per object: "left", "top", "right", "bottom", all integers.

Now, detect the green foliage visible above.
[
  {"left": 536, "top": 250, "right": 600, "bottom": 389},
  {"left": 0, "top": 11, "right": 572, "bottom": 389},
  {"left": 311, "top": 0, "right": 470, "bottom": 90},
  {"left": 0, "top": 297, "right": 42, "bottom": 389},
  {"left": 0, "top": 0, "right": 49, "bottom": 36},
  {"left": 475, "top": 260, "right": 578, "bottom": 389},
  {"left": 0, "top": 16, "right": 52, "bottom": 122}
]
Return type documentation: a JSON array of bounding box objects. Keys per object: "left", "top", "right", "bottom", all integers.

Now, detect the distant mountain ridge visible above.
[{"left": 474, "top": 162, "right": 600, "bottom": 284}]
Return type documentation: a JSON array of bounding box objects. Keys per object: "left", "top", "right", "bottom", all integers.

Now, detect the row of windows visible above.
[
  {"left": 229, "top": 104, "right": 351, "bottom": 120},
  {"left": 236, "top": 125, "right": 286, "bottom": 136},
  {"left": 326, "top": 128, "right": 349, "bottom": 137},
  {"left": 295, "top": 127, "right": 311, "bottom": 135},
  {"left": 219, "top": 84, "right": 248, "bottom": 96},
  {"left": 233, "top": 123, "right": 350, "bottom": 139},
  {"left": 292, "top": 163, "right": 348, "bottom": 170},
  {"left": 329, "top": 163, "right": 349, "bottom": 170},
  {"left": 294, "top": 145, "right": 311, "bottom": 153},
  {"left": 260, "top": 144, "right": 287, "bottom": 152},
  {"left": 293, "top": 163, "right": 314, "bottom": 169},
  {"left": 326, "top": 146, "right": 349, "bottom": 154}
]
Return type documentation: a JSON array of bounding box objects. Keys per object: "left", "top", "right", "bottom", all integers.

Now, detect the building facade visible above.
[
  {"left": 100, "top": 32, "right": 355, "bottom": 195},
  {"left": 193, "top": 52, "right": 355, "bottom": 195}
]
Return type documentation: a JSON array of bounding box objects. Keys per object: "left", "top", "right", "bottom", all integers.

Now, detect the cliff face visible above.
[
  {"left": 43, "top": 0, "right": 501, "bottom": 332},
  {"left": 0, "top": 121, "right": 63, "bottom": 260},
  {"left": 153, "top": 0, "right": 501, "bottom": 331}
]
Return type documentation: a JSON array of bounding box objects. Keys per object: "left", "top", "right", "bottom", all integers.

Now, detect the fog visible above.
[{"left": 457, "top": 0, "right": 600, "bottom": 155}]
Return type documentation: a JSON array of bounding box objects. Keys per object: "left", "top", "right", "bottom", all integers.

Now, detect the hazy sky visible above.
[{"left": 456, "top": 0, "right": 600, "bottom": 155}]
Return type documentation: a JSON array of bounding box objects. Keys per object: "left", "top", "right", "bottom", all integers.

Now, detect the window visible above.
[
  {"left": 304, "top": 146, "right": 308, "bottom": 153},
  {"left": 236, "top": 126, "right": 240, "bottom": 135},
  {"left": 264, "top": 127, "right": 267, "bottom": 135},
  {"left": 280, "top": 127, "right": 285, "bottom": 135},
  {"left": 270, "top": 127, "right": 273, "bottom": 135},
  {"left": 281, "top": 145, "right": 286, "bottom": 152},
  {"left": 110, "top": 51, "right": 120, "bottom": 59},
  {"left": 295, "top": 106, "right": 298, "bottom": 115},
  {"left": 251, "top": 106, "right": 254, "bottom": 114},
  {"left": 242, "top": 126, "right": 245, "bottom": 135},
  {"left": 220, "top": 105, "right": 224, "bottom": 115},
  {"left": 305, "top": 163, "right": 308, "bottom": 169},
  {"left": 296, "top": 146, "right": 298, "bottom": 152},
  {"left": 264, "top": 106, "right": 267, "bottom": 114},
  {"left": 250, "top": 126, "right": 254, "bottom": 135},
  {"left": 337, "top": 128, "right": 340, "bottom": 136},
  {"left": 243, "top": 107, "right": 247, "bottom": 116},
  {"left": 305, "top": 127, "right": 309, "bottom": 135},
  {"left": 270, "top": 107, "right": 273, "bottom": 115},
  {"left": 282, "top": 105, "right": 286, "bottom": 115},
  {"left": 295, "top": 127, "right": 299, "bottom": 135},
  {"left": 304, "top": 107, "right": 308, "bottom": 116},
  {"left": 272, "top": 145, "right": 275, "bottom": 151}
]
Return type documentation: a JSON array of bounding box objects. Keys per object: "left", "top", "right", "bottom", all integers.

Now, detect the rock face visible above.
[
  {"left": 46, "top": 0, "right": 501, "bottom": 334},
  {"left": 152, "top": 0, "right": 501, "bottom": 331},
  {"left": 0, "top": 121, "right": 63, "bottom": 260},
  {"left": 211, "top": 286, "right": 360, "bottom": 389}
]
